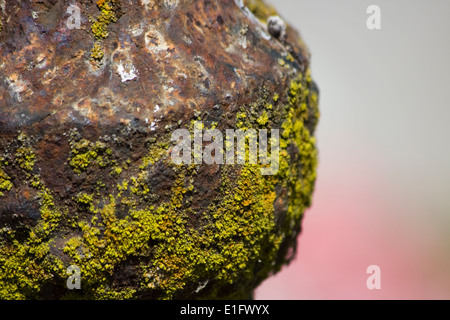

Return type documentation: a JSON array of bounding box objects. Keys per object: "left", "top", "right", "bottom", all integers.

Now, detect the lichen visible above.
[
  {"left": 0, "top": 156, "right": 12, "bottom": 197},
  {"left": 90, "top": 0, "right": 122, "bottom": 63},
  {"left": 233, "top": 69, "right": 319, "bottom": 257},
  {"left": 68, "top": 138, "right": 112, "bottom": 174},
  {"left": 257, "top": 110, "right": 269, "bottom": 126},
  {"left": 91, "top": 0, "right": 121, "bottom": 40},
  {"left": 0, "top": 0, "right": 319, "bottom": 300},
  {"left": 0, "top": 188, "right": 66, "bottom": 299},
  {"left": 0, "top": 169, "right": 12, "bottom": 197},
  {"left": 0, "top": 66, "right": 318, "bottom": 299},
  {"left": 15, "top": 147, "right": 36, "bottom": 172},
  {"left": 110, "top": 166, "right": 122, "bottom": 177},
  {"left": 75, "top": 193, "right": 94, "bottom": 207},
  {"left": 273, "top": 93, "right": 279, "bottom": 102},
  {"left": 279, "top": 73, "right": 319, "bottom": 238},
  {"left": 90, "top": 42, "right": 104, "bottom": 61},
  {"left": 0, "top": 145, "right": 65, "bottom": 299}
]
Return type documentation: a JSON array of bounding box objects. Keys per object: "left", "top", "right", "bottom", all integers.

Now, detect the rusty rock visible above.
[{"left": 0, "top": 0, "right": 319, "bottom": 299}]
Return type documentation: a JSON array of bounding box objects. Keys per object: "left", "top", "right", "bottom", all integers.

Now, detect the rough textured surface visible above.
[{"left": 0, "top": 0, "right": 319, "bottom": 299}]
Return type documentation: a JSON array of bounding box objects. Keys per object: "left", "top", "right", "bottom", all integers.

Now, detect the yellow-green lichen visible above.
[
  {"left": 279, "top": 73, "right": 318, "bottom": 233},
  {"left": 286, "top": 53, "right": 295, "bottom": 63},
  {"left": 0, "top": 66, "right": 318, "bottom": 299},
  {"left": 90, "top": 0, "right": 122, "bottom": 63},
  {"left": 257, "top": 110, "right": 269, "bottom": 126},
  {"left": 45, "top": 130, "right": 278, "bottom": 299},
  {"left": 110, "top": 166, "right": 122, "bottom": 177},
  {"left": 235, "top": 70, "right": 318, "bottom": 250},
  {"left": 91, "top": 0, "right": 121, "bottom": 40},
  {"left": 76, "top": 193, "right": 94, "bottom": 207},
  {"left": 90, "top": 42, "right": 104, "bottom": 61},
  {"left": 68, "top": 138, "right": 112, "bottom": 174},
  {"left": 273, "top": 93, "right": 279, "bottom": 102},
  {"left": 15, "top": 147, "right": 36, "bottom": 172},
  {"left": 0, "top": 189, "right": 65, "bottom": 298},
  {"left": 139, "top": 142, "right": 168, "bottom": 170},
  {"left": 0, "top": 145, "right": 66, "bottom": 299},
  {"left": 0, "top": 158, "right": 12, "bottom": 197}
]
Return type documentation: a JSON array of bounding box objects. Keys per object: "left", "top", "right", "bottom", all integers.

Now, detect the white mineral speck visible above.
[{"left": 117, "top": 61, "right": 138, "bottom": 82}]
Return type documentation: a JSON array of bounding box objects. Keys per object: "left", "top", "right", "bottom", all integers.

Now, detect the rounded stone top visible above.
[
  {"left": 0, "top": 0, "right": 319, "bottom": 299},
  {"left": 0, "top": 0, "right": 309, "bottom": 132}
]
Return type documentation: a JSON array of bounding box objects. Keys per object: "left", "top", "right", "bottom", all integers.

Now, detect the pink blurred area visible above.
[{"left": 255, "top": 152, "right": 450, "bottom": 300}]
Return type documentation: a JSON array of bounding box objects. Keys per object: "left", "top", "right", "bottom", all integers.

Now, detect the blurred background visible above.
[{"left": 256, "top": 0, "right": 450, "bottom": 299}]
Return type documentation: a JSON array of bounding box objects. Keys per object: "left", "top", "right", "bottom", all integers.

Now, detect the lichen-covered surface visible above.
[{"left": 0, "top": 0, "right": 319, "bottom": 299}]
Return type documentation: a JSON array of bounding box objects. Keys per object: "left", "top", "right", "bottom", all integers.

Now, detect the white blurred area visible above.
[{"left": 256, "top": 0, "right": 450, "bottom": 299}]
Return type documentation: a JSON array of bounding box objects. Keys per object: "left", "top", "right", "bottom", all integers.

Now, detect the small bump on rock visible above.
[{"left": 267, "top": 15, "right": 286, "bottom": 40}]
